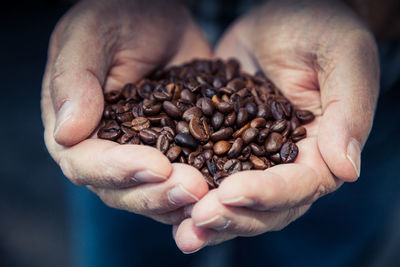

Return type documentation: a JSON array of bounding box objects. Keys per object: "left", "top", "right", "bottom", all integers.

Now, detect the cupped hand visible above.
[
  {"left": 41, "top": 0, "right": 211, "bottom": 224},
  {"left": 173, "top": 0, "right": 380, "bottom": 252}
]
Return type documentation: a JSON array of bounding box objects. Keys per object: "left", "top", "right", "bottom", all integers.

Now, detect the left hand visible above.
[{"left": 172, "top": 0, "right": 380, "bottom": 253}]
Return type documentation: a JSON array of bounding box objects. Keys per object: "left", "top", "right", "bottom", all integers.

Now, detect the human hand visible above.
[
  {"left": 173, "top": 0, "right": 380, "bottom": 252},
  {"left": 41, "top": 0, "right": 211, "bottom": 224}
]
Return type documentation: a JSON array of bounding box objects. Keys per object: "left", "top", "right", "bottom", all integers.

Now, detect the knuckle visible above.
[{"left": 59, "top": 157, "right": 85, "bottom": 186}]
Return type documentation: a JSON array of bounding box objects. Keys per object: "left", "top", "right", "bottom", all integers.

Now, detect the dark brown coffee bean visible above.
[
  {"left": 182, "top": 107, "right": 203, "bottom": 122},
  {"left": 163, "top": 101, "right": 181, "bottom": 119},
  {"left": 103, "top": 105, "right": 115, "bottom": 120},
  {"left": 270, "top": 101, "right": 285, "bottom": 120},
  {"left": 250, "top": 155, "right": 267, "bottom": 169},
  {"left": 175, "top": 133, "right": 198, "bottom": 150},
  {"left": 202, "top": 169, "right": 216, "bottom": 189},
  {"left": 119, "top": 133, "right": 134, "bottom": 144},
  {"left": 98, "top": 120, "right": 121, "bottom": 141},
  {"left": 292, "top": 126, "right": 307, "bottom": 142},
  {"left": 116, "top": 106, "right": 134, "bottom": 123},
  {"left": 147, "top": 114, "right": 167, "bottom": 125},
  {"left": 223, "top": 159, "right": 242, "bottom": 174},
  {"left": 270, "top": 119, "right": 287, "bottom": 133},
  {"left": 219, "top": 87, "right": 235, "bottom": 95},
  {"left": 214, "top": 171, "right": 229, "bottom": 186},
  {"left": 166, "top": 146, "right": 182, "bottom": 161},
  {"left": 181, "top": 147, "right": 192, "bottom": 157},
  {"left": 211, "top": 111, "right": 224, "bottom": 130},
  {"left": 269, "top": 152, "right": 281, "bottom": 163},
  {"left": 138, "top": 82, "right": 153, "bottom": 99},
  {"left": 232, "top": 123, "right": 250, "bottom": 138},
  {"left": 206, "top": 159, "right": 218, "bottom": 176},
  {"left": 121, "top": 83, "right": 136, "bottom": 99},
  {"left": 295, "top": 110, "right": 315, "bottom": 124},
  {"left": 161, "top": 126, "right": 175, "bottom": 142},
  {"left": 265, "top": 132, "right": 283, "bottom": 153},
  {"left": 142, "top": 100, "right": 162, "bottom": 116},
  {"left": 246, "top": 102, "right": 257, "bottom": 118},
  {"left": 179, "top": 155, "right": 187, "bottom": 163},
  {"left": 290, "top": 116, "right": 301, "bottom": 131},
  {"left": 176, "top": 121, "right": 190, "bottom": 134},
  {"left": 104, "top": 90, "right": 121, "bottom": 103},
  {"left": 280, "top": 142, "right": 299, "bottom": 163},
  {"left": 242, "top": 161, "right": 253, "bottom": 170},
  {"left": 131, "top": 117, "right": 151, "bottom": 131},
  {"left": 242, "top": 128, "right": 259, "bottom": 144},
  {"left": 197, "top": 97, "right": 214, "bottom": 117},
  {"left": 237, "top": 145, "right": 251, "bottom": 161},
  {"left": 202, "top": 149, "right": 214, "bottom": 161},
  {"left": 139, "top": 128, "right": 158, "bottom": 144},
  {"left": 160, "top": 116, "right": 175, "bottom": 128},
  {"left": 189, "top": 152, "right": 205, "bottom": 169},
  {"left": 257, "top": 104, "right": 271, "bottom": 119},
  {"left": 250, "top": 143, "right": 266, "bottom": 156},
  {"left": 236, "top": 108, "right": 249, "bottom": 128},
  {"left": 227, "top": 138, "right": 244, "bottom": 158},
  {"left": 257, "top": 128, "right": 270, "bottom": 144},
  {"left": 250, "top": 118, "right": 267, "bottom": 128},
  {"left": 181, "top": 89, "right": 196, "bottom": 103},
  {"left": 153, "top": 90, "right": 172, "bottom": 102},
  {"left": 189, "top": 116, "right": 210, "bottom": 142},
  {"left": 211, "top": 127, "right": 233, "bottom": 141},
  {"left": 224, "top": 111, "right": 236, "bottom": 127},
  {"left": 202, "top": 141, "right": 214, "bottom": 150},
  {"left": 226, "top": 78, "right": 245, "bottom": 91},
  {"left": 214, "top": 140, "right": 231, "bottom": 155},
  {"left": 156, "top": 134, "right": 169, "bottom": 153},
  {"left": 217, "top": 101, "right": 234, "bottom": 114}
]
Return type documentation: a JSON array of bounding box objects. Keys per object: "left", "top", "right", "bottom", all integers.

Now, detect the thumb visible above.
[
  {"left": 317, "top": 31, "right": 380, "bottom": 182},
  {"left": 49, "top": 21, "right": 112, "bottom": 146}
]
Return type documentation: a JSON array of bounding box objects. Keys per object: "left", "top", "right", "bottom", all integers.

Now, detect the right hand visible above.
[{"left": 41, "top": 0, "right": 211, "bottom": 224}]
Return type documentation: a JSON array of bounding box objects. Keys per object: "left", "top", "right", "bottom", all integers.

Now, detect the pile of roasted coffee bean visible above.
[{"left": 97, "top": 59, "right": 314, "bottom": 188}]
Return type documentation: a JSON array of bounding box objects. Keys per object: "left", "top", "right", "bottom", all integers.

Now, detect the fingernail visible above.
[
  {"left": 195, "top": 215, "right": 231, "bottom": 230},
  {"left": 347, "top": 138, "right": 361, "bottom": 178},
  {"left": 132, "top": 170, "right": 167, "bottom": 183},
  {"left": 168, "top": 184, "right": 199, "bottom": 206},
  {"left": 182, "top": 245, "right": 205, "bottom": 255},
  {"left": 54, "top": 100, "right": 73, "bottom": 138},
  {"left": 221, "top": 196, "right": 254, "bottom": 206}
]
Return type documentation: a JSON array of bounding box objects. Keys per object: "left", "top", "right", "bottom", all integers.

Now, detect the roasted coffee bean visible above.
[
  {"left": 176, "top": 121, "right": 190, "bottom": 134},
  {"left": 245, "top": 102, "right": 257, "bottom": 118},
  {"left": 189, "top": 116, "right": 210, "bottom": 142},
  {"left": 265, "top": 132, "right": 283, "bottom": 153},
  {"left": 227, "top": 138, "right": 244, "bottom": 158},
  {"left": 270, "top": 101, "right": 285, "bottom": 120},
  {"left": 181, "top": 147, "right": 192, "bottom": 157},
  {"left": 203, "top": 149, "right": 214, "bottom": 161},
  {"left": 98, "top": 120, "right": 121, "bottom": 140},
  {"left": 224, "top": 159, "right": 242, "bottom": 174},
  {"left": 280, "top": 142, "right": 298, "bottom": 163},
  {"left": 147, "top": 114, "right": 167, "bottom": 125},
  {"left": 232, "top": 123, "right": 250, "bottom": 138},
  {"left": 202, "top": 140, "right": 214, "bottom": 150},
  {"left": 162, "top": 126, "right": 175, "bottom": 142},
  {"left": 292, "top": 126, "right": 307, "bottom": 142},
  {"left": 236, "top": 108, "right": 249, "bottom": 128},
  {"left": 290, "top": 116, "right": 301, "bottom": 131},
  {"left": 104, "top": 90, "right": 121, "bottom": 103},
  {"left": 214, "top": 140, "right": 231, "bottom": 155},
  {"left": 211, "top": 111, "right": 224, "bottom": 130},
  {"left": 142, "top": 100, "right": 162, "bottom": 116},
  {"left": 202, "top": 169, "right": 216, "bottom": 189},
  {"left": 226, "top": 78, "right": 245, "bottom": 91},
  {"left": 166, "top": 146, "right": 182, "bottom": 161},
  {"left": 257, "top": 128, "right": 270, "bottom": 144},
  {"left": 207, "top": 159, "right": 218, "bottom": 176},
  {"left": 250, "top": 118, "right": 267, "bottom": 128},
  {"left": 257, "top": 105, "right": 271, "bottom": 119},
  {"left": 250, "top": 143, "right": 266, "bottom": 156},
  {"left": 270, "top": 119, "right": 287, "bottom": 133},
  {"left": 242, "top": 128, "right": 259, "bottom": 144},
  {"left": 219, "top": 87, "right": 235, "bottom": 95},
  {"left": 237, "top": 145, "right": 251, "bottom": 161},
  {"left": 213, "top": 171, "right": 229, "bottom": 186},
  {"left": 139, "top": 128, "right": 158, "bottom": 144},
  {"left": 179, "top": 155, "right": 187, "bottom": 163},
  {"left": 163, "top": 101, "right": 181, "bottom": 119},
  {"left": 242, "top": 161, "right": 253, "bottom": 170},
  {"left": 269, "top": 152, "right": 281, "bottom": 163},
  {"left": 250, "top": 155, "right": 267, "bottom": 169},
  {"left": 121, "top": 83, "right": 136, "bottom": 99},
  {"left": 103, "top": 105, "right": 115, "bottom": 120},
  {"left": 211, "top": 127, "right": 233, "bottom": 141},
  {"left": 295, "top": 110, "right": 315, "bottom": 124},
  {"left": 131, "top": 117, "right": 151, "bottom": 131},
  {"left": 224, "top": 111, "right": 236, "bottom": 127},
  {"left": 180, "top": 89, "right": 196, "bottom": 103},
  {"left": 175, "top": 133, "right": 198, "bottom": 150},
  {"left": 116, "top": 105, "right": 134, "bottom": 123},
  {"left": 182, "top": 106, "right": 203, "bottom": 122},
  {"left": 156, "top": 134, "right": 169, "bottom": 153},
  {"left": 197, "top": 97, "right": 214, "bottom": 116},
  {"left": 153, "top": 90, "right": 172, "bottom": 102},
  {"left": 217, "top": 101, "right": 234, "bottom": 114},
  {"left": 138, "top": 82, "right": 153, "bottom": 99}
]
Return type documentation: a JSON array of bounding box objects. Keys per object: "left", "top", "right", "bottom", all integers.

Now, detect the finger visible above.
[
  {"left": 317, "top": 31, "right": 380, "bottom": 182},
  {"left": 59, "top": 139, "right": 172, "bottom": 188},
  {"left": 90, "top": 163, "right": 209, "bottom": 224},
  {"left": 191, "top": 190, "right": 310, "bottom": 236},
  {"left": 217, "top": 137, "right": 341, "bottom": 211},
  {"left": 173, "top": 218, "right": 235, "bottom": 254}
]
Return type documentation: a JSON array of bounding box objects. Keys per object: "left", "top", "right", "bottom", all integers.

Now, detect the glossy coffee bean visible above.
[
  {"left": 166, "top": 146, "right": 182, "bottom": 161},
  {"left": 213, "top": 140, "right": 231, "bottom": 155},
  {"left": 211, "top": 127, "right": 233, "bottom": 141},
  {"left": 280, "top": 142, "right": 298, "bottom": 163},
  {"left": 189, "top": 116, "right": 210, "bottom": 142},
  {"left": 175, "top": 133, "right": 198, "bottom": 150},
  {"left": 131, "top": 117, "right": 151, "bottom": 131},
  {"left": 265, "top": 132, "right": 283, "bottom": 153}
]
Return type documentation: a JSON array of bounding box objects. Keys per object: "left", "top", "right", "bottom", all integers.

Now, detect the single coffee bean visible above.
[
  {"left": 242, "top": 127, "right": 259, "bottom": 144},
  {"left": 180, "top": 89, "right": 196, "bottom": 103},
  {"left": 250, "top": 143, "right": 266, "bottom": 157},
  {"left": 202, "top": 149, "right": 214, "bottom": 161},
  {"left": 175, "top": 133, "right": 198, "bottom": 150},
  {"left": 202, "top": 169, "right": 216, "bottom": 189},
  {"left": 211, "top": 127, "right": 233, "bottom": 141},
  {"left": 219, "top": 87, "right": 235, "bottom": 95},
  {"left": 224, "top": 159, "right": 242, "bottom": 174},
  {"left": 121, "top": 83, "right": 136, "bottom": 99},
  {"left": 176, "top": 121, "right": 190, "bottom": 134},
  {"left": 206, "top": 159, "right": 218, "bottom": 176},
  {"left": 153, "top": 90, "right": 172, "bottom": 102},
  {"left": 269, "top": 152, "right": 281, "bottom": 163},
  {"left": 131, "top": 117, "right": 151, "bottom": 131},
  {"left": 270, "top": 119, "right": 287, "bottom": 133},
  {"left": 160, "top": 116, "right": 175, "bottom": 128},
  {"left": 166, "top": 146, "right": 182, "bottom": 161},
  {"left": 189, "top": 116, "right": 210, "bottom": 142},
  {"left": 142, "top": 99, "right": 162, "bottom": 116},
  {"left": 214, "top": 140, "right": 231, "bottom": 155},
  {"left": 181, "top": 147, "right": 192, "bottom": 157},
  {"left": 211, "top": 111, "right": 224, "bottom": 130},
  {"left": 213, "top": 171, "right": 229, "bottom": 186},
  {"left": 250, "top": 154, "right": 267, "bottom": 169},
  {"left": 156, "top": 134, "right": 169, "bottom": 153},
  {"left": 103, "top": 105, "right": 115, "bottom": 120},
  {"left": 197, "top": 97, "right": 214, "bottom": 116},
  {"left": 163, "top": 101, "right": 181, "bottom": 119},
  {"left": 182, "top": 106, "right": 203, "bottom": 122},
  {"left": 104, "top": 90, "right": 121, "bottom": 103},
  {"left": 139, "top": 128, "right": 159, "bottom": 144},
  {"left": 257, "top": 128, "right": 270, "bottom": 144},
  {"left": 224, "top": 111, "right": 236, "bottom": 127},
  {"left": 265, "top": 132, "right": 283, "bottom": 153},
  {"left": 292, "top": 126, "right": 307, "bottom": 142},
  {"left": 226, "top": 78, "right": 245, "bottom": 91},
  {"left": 257, "top": 104, "right": 271, "bottom": 119},
  {"left": 217, "top": 101, "right": 234, "bottom": 114},
  {"left": 147, "top": 114, "right": 167, "bottom": 125},
  {"left": 236, "top": 108, "right": 249, "bottom": 128},
  {"left": 246, "top": 102, "right": 257, "bottom": 118},
  {"left": 227, "top": 138, "right": 244, "bottom": 158},
  {"left": 232, "top": 123, "right": 250, "bottom": 138},
  {"left": 98, "top": 120, "right": 121, "bottom": 140},
  {"left": 237, "top": 145, "right": 251, "bottom": 161},
  {"left": 280, "top": 142, "right": 299, "bottom": 163},
  {"left": 250, "top": 118, "right": 267, "bottom": 128},
  {"left": 295, "top": 110, "right": 315, "bottom": 124},
  {"left": 115, "top": 105, "right": 134, "bottom": 123},
  {"left": 119, "top": 133, "right": 134, "bottom": 144},
  {"left": 270, "top": 101, "right": 285, "bottom": 120},
  {"left": 290, "top": 116, "right": 301, "bottom": 131},
  {"left": 202, "top": 140, "right": 214, "bottom": 150},
  {"left": 138, "top": 82, "right": 153, "bottom": 99},
  {"left": 242, "top": 161, "right": 253, "bottom": 170}
]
